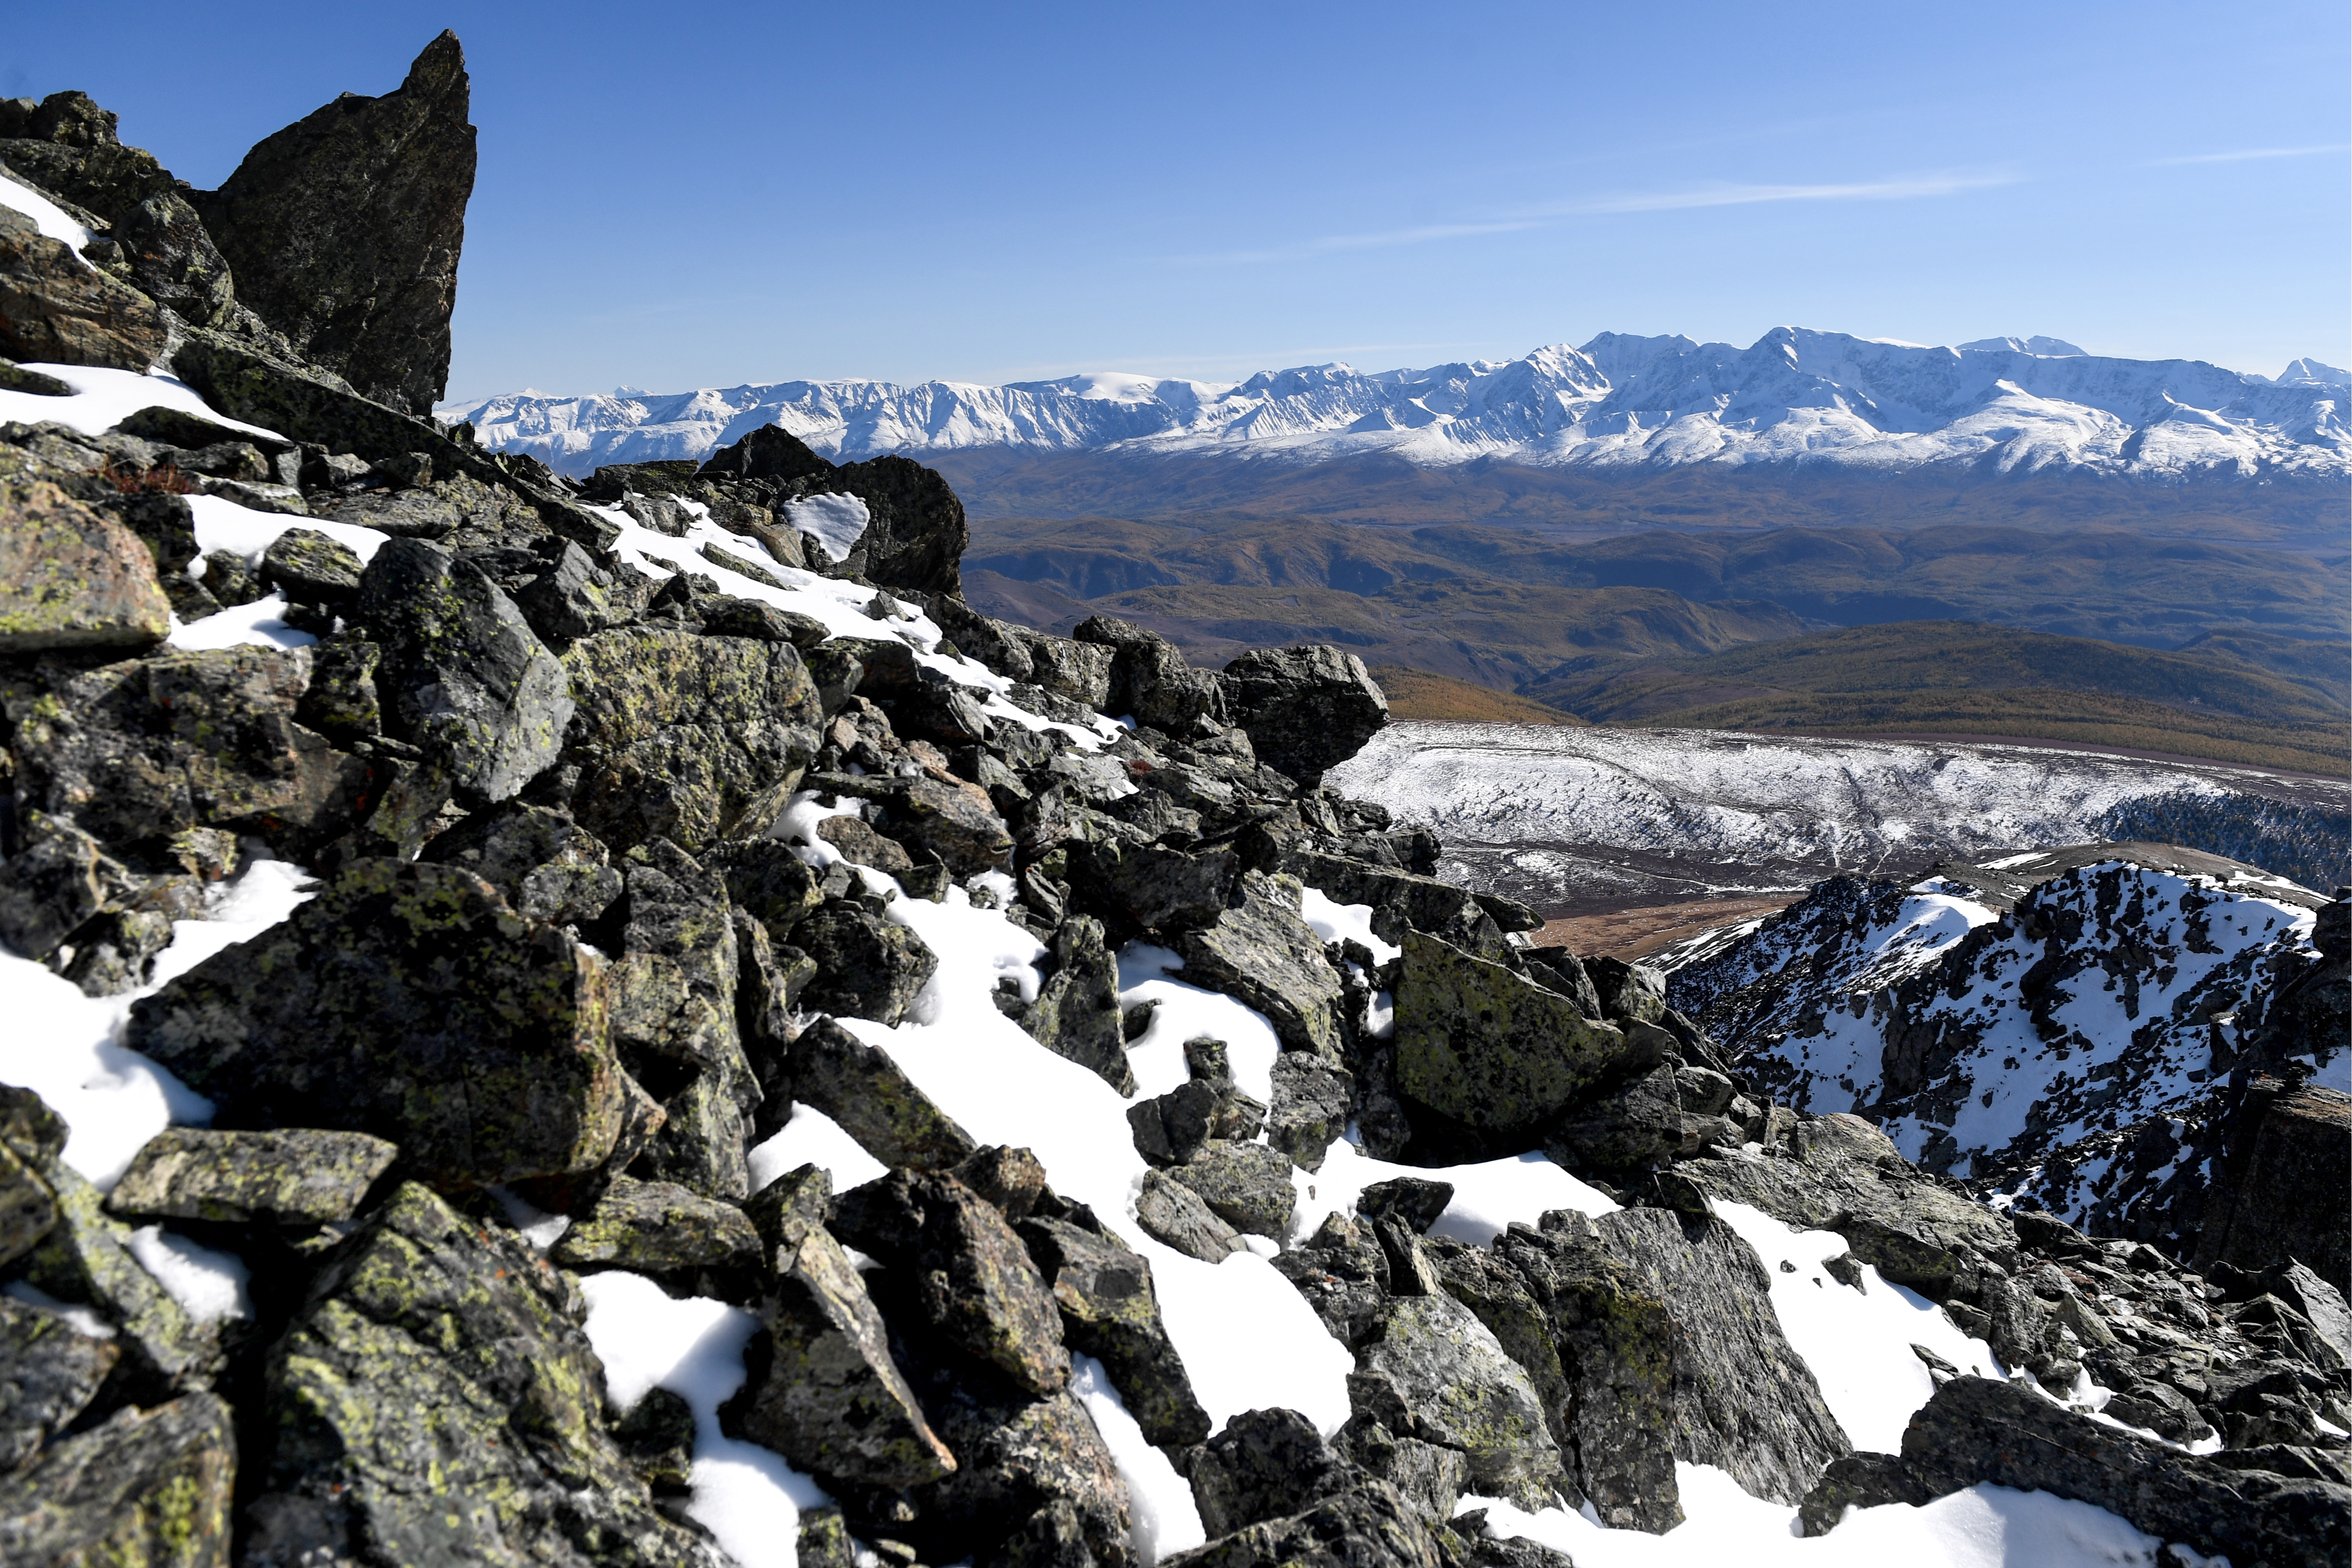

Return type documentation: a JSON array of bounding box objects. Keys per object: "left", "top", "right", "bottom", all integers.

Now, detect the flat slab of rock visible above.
[
  {"left": 1393, "top": 929, "right": 1652, "bottom": 1141},
  {"left": 0, "top": 478, "right": 171, "bottom": 652},
  {"left": 106, "top": 1127, "right": 397, "bottom": 1225},
  {"left": 125, "top": 858, "right": 629, "bottom": 1190},
  {"left": 0, "top": 205, "right": 166, "bottom": 371},
  {"left": 547, "top": 1176, "right": 761, "bottom": 1276},
  {"left": 787, "top": 1016, "right": 974, "bottom": 1170},
  {"left": 1135, "top": 1167, "right": 1245, "bottom": 1262},
  {"left": 0, "top": 1392, "right": 235, "bottom": 1565},
  {"left": 1177, "top": 871, "right": 1347, "bottom": 1060},
  {"left": 1168, "top": 1140, "right": 1296, "bottom": 1240}
]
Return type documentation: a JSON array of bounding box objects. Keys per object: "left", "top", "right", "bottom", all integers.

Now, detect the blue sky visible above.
[{"left": 8, "top": 2, "right": 2346, "bottom": 400}]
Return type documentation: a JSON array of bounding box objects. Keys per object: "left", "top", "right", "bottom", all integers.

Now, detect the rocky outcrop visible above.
[
  {"left": 0, "top": 205, "right": 165, "bottom": 369},
  {"left": 2197, "top": 1079, "right": 2352, "bottom": 1294},
  {"left": 193, "top": 33, "right": 475, "bottom": 413},
  {"left": 0, "top": 477, "right": 172, "bottom": 651},
  {"left": 1221, "top": 644, "right": 1390, "bottom": 787}
]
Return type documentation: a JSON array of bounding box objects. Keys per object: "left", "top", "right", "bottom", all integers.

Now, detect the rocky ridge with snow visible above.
[
  {"left": 442, "top": 331, "right": 2352, "bottom": 488},
  {"left": 0, "top": 35, "right": 2347, "bottom": 1568}
]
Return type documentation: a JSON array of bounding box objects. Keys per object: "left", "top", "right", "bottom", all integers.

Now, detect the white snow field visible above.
[
  {"left": 1323, "top": 720, "right": 2349, "bottom": 911},
  {"left": 441, "top": 328, "right": 2350, "bottom": 485},
  {"left": 0, "top": 365, "right": 2221, "bottom": 1568}
]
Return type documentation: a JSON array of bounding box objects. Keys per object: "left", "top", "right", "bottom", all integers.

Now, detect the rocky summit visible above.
[{"left": 0, "top": 33, "right": 2346, "bottom": 1568}]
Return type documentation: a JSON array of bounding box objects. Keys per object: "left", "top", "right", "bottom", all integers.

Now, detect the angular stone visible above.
[
  {"left": 193, "top": 32, "right": 475, "bottom": 413},
  {"left": 2198, "top": 1081, "right": 2352, "bottom": 1294},
  {"left": 1540, "top": 1063, "right": 1685, "bottom": 1175},
  {"left": 1066, "top": 834, "right": 1239, "bottom": 936},
  {"left": 1020, "top": 1212, "right": 1210, "bottom": 1447},
  {"left": 419, "top": 798, "right": 622, "bottom": 926},
  {"left": 1178, "top": 872, "right": 1347, "bottom": 1060},
  {"left": 816, "top": 815, "right": 914, "bottom": 874},
  {"left": 1134, "top": 1168, "right": 1245, "bottom": 1262},
  {"left": 548, "top": 1175, "right": 762, "bottom": 1277},
  {"left": 1799, "top": 1374, "right": 2348, "bottom": 1566},
  {"left": 17, "top": 1161, "right": 212, "bottom": 1397},
  {"left": 560, "top": 624, "right": 822, "bottom": 853},
  {"left": 1170, "top": 1477, "right": 1456, "bottom": 1568},
  {"left": 1221, "top": 645, "right": 1389, "bottom": 787},
  {"left": 0, "top": 1293, "right": 119, "bottom": 1470},
  {"left": 0, "top": 1391, "right": 234, "bottom": 1565},
  {"left": 514, "top": 539, "right": 620, "bottom": 642},
  {"left": 0, "top": 1137, "right": 59, "bottom": 1271},
  {"left": 881, "top": 774, "right": 1015, "bottom": 876},
  {"left": 1394, "top": 929, "right": 1653, "bottom": 1142},
  {"left": 1358, "top": 1294, "right": 1568, "bottom": 1511},
  {"left": 1267, "top": 1054, "right": 1354, "bottom": 1172},
  {"left": 124, "top": 859, "right": 627, "bottom": 1190},
  {"left": 734, "top": 1210, "right": 960, "bottom": 1491},
  {"left": 0, "top": 477, "right": 170, "bottom": 651},
  {"left": 1022, "top": 916, "right": 1135, "bottom": 1095},
  {"left": 787, "top": 1017, "right": 975, "bottom": 1171},
  {"left": 1168, "top": 1140, "right": 1296, "bottom": 1240},
  {"left": 0, "top": 205, "right": 165, "bottom": 370},
  {"left": 1189, "top": 1406, "right": 1354, "bottom": 1537},
  {"left": 793, "top": 900, "right": 938, "bottom": 1026},
  {"left": 831, "top": 1170, "right": 1070, "bottom": 1397},
  {"left": 242, "top": 1182, "right": 708, "bottom": 1564},
  {"left": 357, "top": 537, "right": 573, "bottom": 806},
  {"left": 105, "top": 1127, "right": 396, "bottom": 1225},
  {"left": 4, "top": 645, "right": 368, "bottom": 857},
  {"left": 259, "top": 525, "right": 364, "bottom": 604}
]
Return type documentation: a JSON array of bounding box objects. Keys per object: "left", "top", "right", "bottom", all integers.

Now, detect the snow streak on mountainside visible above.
[{"left": 442, "top": 329, "right": 2352, "bottom": 485}]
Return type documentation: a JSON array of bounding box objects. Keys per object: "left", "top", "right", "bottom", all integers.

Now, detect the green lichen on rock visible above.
[
  {"left": 1176, "top": 870, "right": 1347, "bottom": 1060},
  {"left": 1393, "top": 927, "right": 1651, "bottom": 1138},
  {"left": 241, "top": 1181, "right": 710, "bottom": 1565},
  {"left": 123, "top": 858, "right": 627, "bottom": 1191},
  {"left": 105, "top": 1127, "right": 397, "bottom": 1225},
  {"left": 547, "top": 1175, "right": 761, "bottom": 1275},
  {"left": 559, "top": 624, "right": 823, "bottom": 852},
  {"left": 0, "top": 1391, "right": 236, "bottom": 1567},
  {"left": 0, "top": 476, "right": 172, "bottom": 651},
  {"left": 0, "top": 204, "right": 167, "bottom": 370}
]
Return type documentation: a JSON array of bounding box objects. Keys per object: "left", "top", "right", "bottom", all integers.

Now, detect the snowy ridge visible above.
[{"left": 441, "top": 328, "right": 2352, "bottom": 485}]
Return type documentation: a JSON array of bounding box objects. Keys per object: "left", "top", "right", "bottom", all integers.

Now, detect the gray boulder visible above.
[
  {"left": 0, "top": 205, "right": 164, "bottom": 370},
  {"left": 0, "top": 1294, "right": 119, "bottom": 1470},
  {"left": 1169, "top": 1140, "right": 1297, "bottom": 1240},
  {"left": 1357, "top": 1294, "right": 1568, "bottom": 1511},
  {"left": 1177, "top": 872, "right": 1348, "bottom": 1061},
  {"left": 1222, "top": 646, "right": 1390, "bottom": 787},
  {"left": 1020, "top": 1211, "right": 1211, "bottom": 1447},
  {"left": 792, "top": 900, "right": 938, "bottom": 1026},
  {"left": 1134, "top": 1168, "right": 1245, "bottom": 1262},
  {"left": 786, "top": 1016, "right": 974, "bottom": 1170},
  {"left": 0, "top": 477, "right": 171, "bottom": 652},
  {"left": 547, "top": 1176, "right": 763, "bottom": 1281},
  {"left": 1189, "top": 1406, "right": 1355, "bottom": 1537},
  {"left": 1167, "top": 1477, "right": 1457, "bottom": 1568},
  {"left": 0, "top": 1392, "right": 235, "bottom": 1566},
  {"left": 1021, "top": 916, "right": 1135, "bottom": 1095},
  {"left": 105, "top": 1127, "right": 397, "bottom": 1225},
  {"left": 124, "top": 858, "right": 631, "bottom": 1191},
  {"left": 1267, "top": 1054, "right": 1355, "bottom": 1171}
]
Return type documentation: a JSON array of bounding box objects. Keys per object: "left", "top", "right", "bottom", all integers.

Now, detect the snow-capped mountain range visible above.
[{"left": 441, "top": 327, "right": 2351, "bottom": 485}]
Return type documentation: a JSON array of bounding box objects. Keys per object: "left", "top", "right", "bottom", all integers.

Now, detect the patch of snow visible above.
[
  {"left": 167, "top": 593, "right": 318, "bottom": 651},
  {"left": 579, "top": 1270, "right": 828, "bottom": 1568},
  {"left": 1464, "top": 1463, "right": 2182, "bottom": 1566},
  {"left": 2, "top": 1282, "right": 116, "bottom": 1338},
  {"left": 126, "top": 1225, "right": 253, "bottom": 1323},
  {"left": 0, "top": 856, "right": 314, "bottom": 1187},
  {"left": 185, "top": 491, "right": 392, "bottom": 566},
  {"left": 489, "top": 1185, "right": 573, "bottom": 1251},
  {"left": 0, "top": 172, "right": 98, "bottom": 254},
  {"left": 748, "top": 1102, "right": 890, "bottom": 1194},
  {"left": 1070, "top": 1352, "right": 1205, "bottom": 1564},
  {"left": 783, "top": 493, "right": 870, "bottom": 562},
  {"left": 1299, "top": 886, "right": 1401, "bottom": 965},
  {"left": 1294, "top": 1140, "right": 1618, "bottom": 1248},
  {"left": 1117, "top": 943, "right": 1283, "bottom": 1103},
  {"left": 0, "top": 363, "right": 289, "bottom": 441}
]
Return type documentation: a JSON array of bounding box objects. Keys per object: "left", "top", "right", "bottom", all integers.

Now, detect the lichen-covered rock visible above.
[
  {"left": 1022, "top": 916, "right": 1135, "bottom": 1094},
  {"left": 1065, "top": 833, "right": 1240, "bottom": 937},
  {"left": 257, "top": 525, "right": 364, "bottom": 605},
  {"left": 16, "top": 1161, "right": 214, "bottom": 1398},
  {"left": 1073, "top": 615, "right": 1229, "bottom": 735},
  {"left": 1357, "top": 1294, "right": 1568, "bottom": 1512},
  {"left": 1539, "top": 1063, "right": 1686, "bottom": 1174},
  {"left": 1167, "top": 1140, "right": 1296, "bottom": 1240},
  {"left": 0, "top": 1391, "right": 235, "bottom": 1567},
  {"left": 357, "top": 537, "right": 573, "bottom": 806},
  {"left": 1134, "top": 1168, "right": 1245, "bottom": 1263},
  {"left": 124, "top": 858, "right": 627, "bottom": 1191},
  {"left": 104, "top": 1127, "right": 396, "bottom": 1225},
  {"left": 240, "top": 1182, "right": 710, "bottom": 1565},
  {"left": 418, "top": 797, "right": 623, "bottom": 926},
  {"left": 3, "top": 645, "right": 370, "bottom": 859},
  {"left": 0, "top": 1293, "right": 119, "bottom": 1470},
  {"left": 731, "top": 1216, "right": 958, "bottom": 1490},
  {"left": 559, "top": 624, "right": 822, "bottom": 853},
  {"left": 1167, "top": 1476, "right": 1456, "bottom": 1568},
  {"left": 793, "top": 900, "right": 938, "bottom": 1026},
  {"left": 1019, "top": 1212, "right": 1210, "bottom": 1447},
  {"left": 0, "top": 1136, "right": 59, "bottom": 1271},
  {"left": 787, "top": 1017, "right": 975, "bottom": 1170},
  {"left": 548, "top": 1175, "right": 762, "bottom": 1281},
  {"left": 1187, "top": 1406, "right": 1355, "bottom": 1537},
  {"left": 1221, "top": 645, "right": 1389, "bottom": 788},
  {"left": 191, "top": 32, "right": 475, "bottom": 413},
  {"left": 1393, "top": 929, "right": 1654, "bottom": 1147},
  {"left": 0, "top": 477, "right": 171, "bottom": 651},
  {"left": 1177, "top": 872, "right": 1347, "bottom": 1060},
  {"left": 878, "top": 773, "right": 1015, "bottom": 876},
  {"left": 1267, "top": 1054, "right": 1354, "bottom": 1172},
  {"left": 832, "top": 1171, "right": 1071, "bottom": 1397},
  {"left": 0, "top": 205, "right": 165, "bottom": 370},
  {"left": 2198, "top": 1081, "right": 2352, "bottom": 1295}
]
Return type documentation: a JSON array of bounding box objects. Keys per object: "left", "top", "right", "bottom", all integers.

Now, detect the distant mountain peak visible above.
[{"left": 1958, "top": 335, "right": 2087, "bottom": 357}]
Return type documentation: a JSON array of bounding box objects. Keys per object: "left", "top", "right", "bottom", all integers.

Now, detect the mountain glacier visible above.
[{"left": 441, "top": 327, "right": 2351, "bottom": 485}]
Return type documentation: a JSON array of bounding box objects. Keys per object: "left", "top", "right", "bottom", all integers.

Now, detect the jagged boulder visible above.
[
  {"left": 547, "top": 1176, "right": 762, "bottom": 1281},
  {"left": 124, "top": 858, "right": 629, "bottom": 1190},
  {"left": 104, "top": 1127, "right": 397, "bottom": 1225},
  {"left": 1392, "top": 929, "right": 1657, "bottom": 1151},
  {"left": 0, "top": 1392, "right": 236, "bottom": 1566},
  {"left": 1135, "top": 1168, "right": 1245, "bottom": 1262},
  {"left": 1222, "top": 645, "right": 1389, "bottom": 787},
  {"left": 241, "top": 1182, "right": 710, "bottom": 1564},
  {"left": 0, "top": 1294, "right": 119, "bottom": 1469},
  {"left": 1170, "top": 1476, "right": 1458, "bottom": 1568},
  {"left": 792, "top": 900, "right": 938, "bottom": 1026},
  {"left": 15, "top": 1160, "right": 216, "bottom": 1399},
  {"left": 2198, "top": 1080, "right": 2352, "bottom": 1294},
  {"left": 785, "top": 1016, "right": 974, "bottom": 1170},
  {"left": 1189, "top": 1406, "right": 1355, "bottom": 1536},
  {"left": 1177, "top": 871, "right": 1348, "bottom": 1060},
  {"left": 192, "top": 32, "right": 475, "bottom": 413},
  {"left": 0, "top": 205, "right": 165, "bottom": 369},
  {"left": 1357, "top": 1294, "right": 1568, "bottom": 1511},
  {"left": 1021, "top": 915, "right": 1135, "bottom": 1094},
  {"left": 0, "top": 477, "right": 171, "bottom": 651},
  {"left": 1020, "top": 1211, "right": 1211, "bottom": 1446}
]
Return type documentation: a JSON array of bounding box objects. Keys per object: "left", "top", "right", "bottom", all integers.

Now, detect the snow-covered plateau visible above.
[
  {"left": 1323, "top": 721, "right": 2351, "bottom": 914},
  {"left": 441, "top": 328, "right": 2352, "bottom": 486}
]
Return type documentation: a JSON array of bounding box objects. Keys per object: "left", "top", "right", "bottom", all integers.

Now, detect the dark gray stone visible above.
[
  {"left": 104, "top": 1127, "right": 396, "bottom": 1225},
  {"left": 1168, "top": 1141, "right": 1295, "bottom": 1240},
  {"left": 1221, "top": 646, "right": 1389, "bottom": 787}
]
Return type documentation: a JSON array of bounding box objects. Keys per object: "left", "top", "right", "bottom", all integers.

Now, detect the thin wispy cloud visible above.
[
  {"left": 1561, "top": 172, "right": 2019, "bottom": 214},
  {"left": 2151, "top": 143, "right": 2347, "bottom": 166}
]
